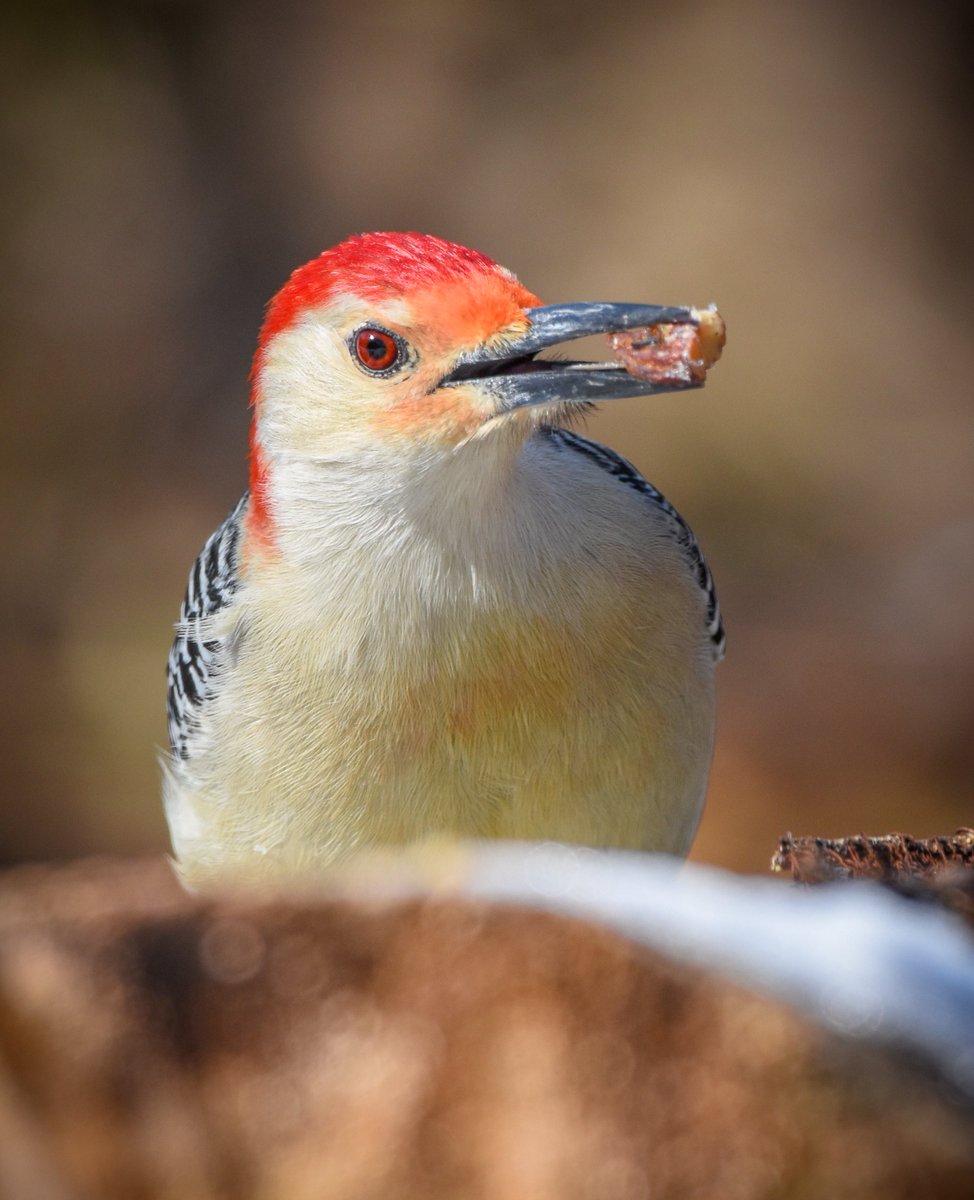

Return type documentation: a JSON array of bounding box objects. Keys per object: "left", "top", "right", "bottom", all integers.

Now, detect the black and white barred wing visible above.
[
  {"left": 550, "top": 428, "right": 725, "bottom": 658},
  {"left": 167, "top": 494, "right": 248, "bottom": 759}
]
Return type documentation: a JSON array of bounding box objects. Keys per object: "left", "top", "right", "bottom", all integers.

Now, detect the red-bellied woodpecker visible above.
[{"left": 164, "top": 232, "right": 724, "bottom": 885}]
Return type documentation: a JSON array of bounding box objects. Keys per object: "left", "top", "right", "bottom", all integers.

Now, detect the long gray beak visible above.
[{"left": 439, "top": 301, "right": 700, "bottom": 410}]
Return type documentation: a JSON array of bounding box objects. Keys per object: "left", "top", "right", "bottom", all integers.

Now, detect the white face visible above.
[{"left": 254, "top": 273, "right": 540, "bottom": 463}]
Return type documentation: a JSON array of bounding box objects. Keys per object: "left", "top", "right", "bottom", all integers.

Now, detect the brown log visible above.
[
  {"left": 0, "top": 855, "right": 972, "bottom": 1200},
  {"left": 772, "top": 829, "right": 974, "bottom": 882}
]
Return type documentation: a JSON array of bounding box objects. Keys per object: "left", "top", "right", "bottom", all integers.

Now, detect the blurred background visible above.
[{"left": 1, "top": 0, "right": 971, "bottom": 874}]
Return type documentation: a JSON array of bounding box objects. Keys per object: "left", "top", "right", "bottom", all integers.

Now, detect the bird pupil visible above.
[{"left": 366, "top": 336, "right": 387, "bottom": 360}]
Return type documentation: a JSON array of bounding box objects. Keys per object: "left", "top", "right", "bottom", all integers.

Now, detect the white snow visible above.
[{"left": 447, "top": 842, "right": 974, "bottom": 1095}]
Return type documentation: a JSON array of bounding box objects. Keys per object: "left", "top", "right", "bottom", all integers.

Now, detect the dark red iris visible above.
[{"left": 355, "top": 328, "right": 400, "bottom": 371}]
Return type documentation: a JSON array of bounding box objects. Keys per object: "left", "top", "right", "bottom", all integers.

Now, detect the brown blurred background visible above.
[{"left": 1, "top": 0, "right": 971, "bottom": 874}]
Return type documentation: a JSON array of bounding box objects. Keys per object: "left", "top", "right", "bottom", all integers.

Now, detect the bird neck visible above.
[{"left": 250, "top": 429, "right": 532, "bottom": 581}]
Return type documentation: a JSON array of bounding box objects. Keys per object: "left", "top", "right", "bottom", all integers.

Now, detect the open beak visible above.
[{"left": 440, "top": 301, "right": 701, "bottom": 411}]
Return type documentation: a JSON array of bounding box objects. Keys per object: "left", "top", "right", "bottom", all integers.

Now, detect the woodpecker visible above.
[{"left": 164, "top": 232, "right": 724, "bottom": 886}]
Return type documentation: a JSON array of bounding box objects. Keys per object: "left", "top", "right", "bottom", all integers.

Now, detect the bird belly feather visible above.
[
  {"left": 164, "top": 446, "right": 716, "bottom": 885},
  {"left": 166, "top": 575, "right": 712, "bottom": 885}
]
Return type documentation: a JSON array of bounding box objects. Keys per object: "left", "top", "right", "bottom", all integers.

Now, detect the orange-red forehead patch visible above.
[{"left": 406, "top": 271, "right": 542, "bottom": 354}]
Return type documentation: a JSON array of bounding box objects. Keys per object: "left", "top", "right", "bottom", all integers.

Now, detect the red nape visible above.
[
  {"left": 246, "top": 421, "right": 274, "bottom": 550},
  {"left": 255, "top": 232, "right": 503, "bottom": 356}
]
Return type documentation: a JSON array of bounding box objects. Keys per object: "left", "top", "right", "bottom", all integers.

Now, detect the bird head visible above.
[{"left": 248, "top": 232, "right": 696, "bottom": 543}]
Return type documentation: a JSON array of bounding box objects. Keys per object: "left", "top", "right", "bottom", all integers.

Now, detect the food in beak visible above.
[{"left": 608, "top": 305, "right": 726, "bottom": 387}]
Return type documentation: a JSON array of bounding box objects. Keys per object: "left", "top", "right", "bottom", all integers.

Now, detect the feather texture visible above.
[{"left": 166, "top": 495, "right": 247, "bottom": 760}]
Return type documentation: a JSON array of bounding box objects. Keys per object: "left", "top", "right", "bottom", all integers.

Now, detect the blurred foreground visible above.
[{"left": 2, "top": 848, "right": 973, "bottom": 1199}]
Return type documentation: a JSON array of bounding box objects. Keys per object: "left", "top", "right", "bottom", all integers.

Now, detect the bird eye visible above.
[{"left": 353, "top": 328, "right": 402, "bottom": 373}]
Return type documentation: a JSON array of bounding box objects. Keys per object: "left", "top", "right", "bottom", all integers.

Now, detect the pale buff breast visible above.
[{"left": 166, "top": 439, "right": 716, "bottom": 884}]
